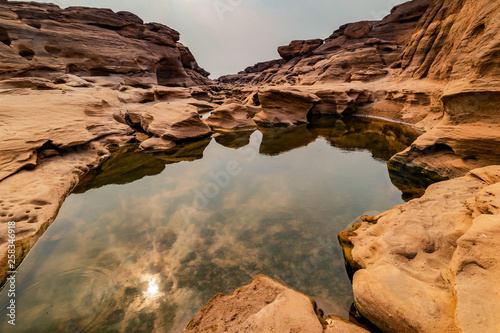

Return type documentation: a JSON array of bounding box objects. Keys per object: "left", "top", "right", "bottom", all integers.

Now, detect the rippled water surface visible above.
[{"left": 0, "top": 117, "right": 420, "bottom": 332}]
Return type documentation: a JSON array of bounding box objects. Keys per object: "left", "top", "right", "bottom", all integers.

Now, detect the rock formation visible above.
[
  {"left": 183, "top": 275, "right": 369, "bottom": 333},
  {"left": 339, "top": 166, "right": 500, "bottom": 332},
  {"left": 218, "top": 0, "right": 433, "bottom": 86},
  {"left": 388, "top": 0, "right": 500, "bottom": 180},
  {"left": 0, "top": 1, "right": 210, "bottom": 87}
]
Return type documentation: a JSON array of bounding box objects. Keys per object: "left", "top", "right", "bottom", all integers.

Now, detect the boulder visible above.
[
  {"left": 205, "top": 103, "right": 258, "bottom": 131},
  {"left": 253, "top": 87, "right": 320, "bottom": 127},
  {"left": 278, "top": 39, "right": 324, "bottom": 61},
  {"left": 339, "top": 166, "right": 500, "bottom": 333},
  {"left": 184, "top": 275, "right": 369, "bottom": 333},
  {"left": 140, "top": 102, "right": 212, "bottom": 141}
]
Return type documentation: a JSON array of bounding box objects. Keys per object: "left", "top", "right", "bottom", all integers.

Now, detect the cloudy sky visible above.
[{"left": 35, "top": 0, "right": 408, "bottom": 77}]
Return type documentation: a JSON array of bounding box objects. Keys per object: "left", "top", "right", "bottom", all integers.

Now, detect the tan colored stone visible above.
[
  {"left": 140, "top": 102, "right": 212, "bottom": 140},
  {"left": 253, "top": 87, "right": 320, "bottom": 127},
  {"left": 205, "top": 103, "right": 257, "bottom": 131},
  {"left": 184, "top": 275, "right": 325, "bottom": 333},
  {"left": 341, "top": 166, "right": 500, "bottom": 333}
]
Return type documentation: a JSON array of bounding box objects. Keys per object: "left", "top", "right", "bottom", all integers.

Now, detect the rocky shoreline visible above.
[{"left": 0, "top": 0, "right": 499, "bottom": 332}]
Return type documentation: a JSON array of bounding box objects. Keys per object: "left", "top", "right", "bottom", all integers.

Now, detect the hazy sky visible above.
[{"left": 34, "top": 0, "right": 408, "bottom": 77}]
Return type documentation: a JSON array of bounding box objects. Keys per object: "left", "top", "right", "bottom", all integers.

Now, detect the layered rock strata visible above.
[{"left": 0, "top": 1, "right": 210, "bottom": 86}]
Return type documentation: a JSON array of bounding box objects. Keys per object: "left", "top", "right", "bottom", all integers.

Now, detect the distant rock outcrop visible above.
[
  {"left": 0, "top": 1, "right": 210, "bottom": 87},
  {"left": 218, "top": 0, "right": 433, "bottom": 86}
]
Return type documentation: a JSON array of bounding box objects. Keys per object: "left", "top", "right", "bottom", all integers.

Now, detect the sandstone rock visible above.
[
  {"left": 205, "top": 103, "right": 257, "bottom": 131},
  {"left": 344, "top": 22, "right": 373, "bottom": 39},
  {"left": 0, "top": 2, "right": 209, "bottom": 87},
  {"left": 400, "top": 0, "right": 500, "bottom": 89},
  {"left": 278, "top": 39, "right": 324, "bottom": 61},
  {"left": 220, "top": 0, "right": 432, "bottom": 86},
  {"left": 244, "top": 59, "right": 283, "bottom": 73},
  {"left": 0, "top": 146, "right": 101, "bottom": 285},
  {"left": 118, "top": 87, "right": 156, "bottom": 104},
  {"left": 134, "top": 132, "right": 150, "bottom": 142},
  {"left": 139, "top": 102, "right": 212, "bottom": 141},
  {"left": 311, "top": 89, "right": 372, "bottom": 115},
  {"left": 183, "top": 275, "right": 325, "bottom": 333},
  {"left": 253, "top": 87, "right": 320, "bottom": 127},
  {"left": 0, "top": 88, "right": 131, "bottom": 181},
  {"left": 340, "top": 166, "right": 500, "bottom": 333},
  {"left": 324, "top": 316, "right": 370, "bottom": 333}
]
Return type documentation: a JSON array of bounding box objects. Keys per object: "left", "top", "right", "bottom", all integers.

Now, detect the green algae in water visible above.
[{"left": 0, "top": 117, "right": 421, "bottom": 332}]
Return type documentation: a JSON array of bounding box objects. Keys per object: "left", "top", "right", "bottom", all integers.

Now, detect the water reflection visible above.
[
  {"left": 74, "top": 138, "right": 211, "bottom": 193},
  {"left": 0, "top": 117, "right": 423, "bottom": 332},
  {"left": 214, "top": 131, "right": 253, "bottom": 149}
]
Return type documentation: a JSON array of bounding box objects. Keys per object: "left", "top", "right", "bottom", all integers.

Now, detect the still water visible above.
[{"left": 0, "top": 117, "right": 420, "bottom": 332}]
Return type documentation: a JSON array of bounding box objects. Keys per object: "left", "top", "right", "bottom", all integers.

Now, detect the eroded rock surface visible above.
[
  {"left": 0, "top": 2, "right": 210, "bottom": 86},
  {"left": 339, "top": 166, "right": 500, "bottom": 333},
  {"left": 253, "top": 87, "right": 320, "bottom": 127},
  {"left": 205, "top": 103, "right": 258, "bottom": 131},
  {"left": 218, "top": 0, "right": 432, "bottom": 86},
  {"left": 184, "top": 275, "right": 369, "bottom": 333}
]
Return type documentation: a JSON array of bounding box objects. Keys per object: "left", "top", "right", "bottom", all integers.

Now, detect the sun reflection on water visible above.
[{"left": 144, "top": 277, "right": 161, "bottom": 298}]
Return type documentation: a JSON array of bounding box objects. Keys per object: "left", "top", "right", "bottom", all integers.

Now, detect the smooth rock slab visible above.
[
  {"left": 139, "top": 137, "right": 175, "bottom": 152},
  {"left": 140, "top": 102, "right": 212, "bottom": 141}
]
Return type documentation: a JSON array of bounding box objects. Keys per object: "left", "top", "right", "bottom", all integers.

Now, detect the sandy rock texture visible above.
[
  {"left": 219, "top": 0, "right": 500, "bottom": 180},
  {"left": 253, "top": 87, "right": 321, "bottom": 127},
  {"left": 183, "top": 275, "right": 369, "bottom": 333},
  {"left": 205, "top": 103, "right": 258, "bottom": 131},
  {"left": 387, "top": 0, "right": 500, "bottom": 179},
  {"left": 219, "top": 0, "right": 432, "bottom": 86},
  {"left": 0, "top": 1, "right": 210, "bottom": 86},
  {"left": 339, "top": 166, "right": 500, "bottom": 332}
]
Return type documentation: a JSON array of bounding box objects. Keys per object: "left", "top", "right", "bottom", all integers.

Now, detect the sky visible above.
[{"left": 34, "top": 0, "right": 408, "bottom": 78}]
